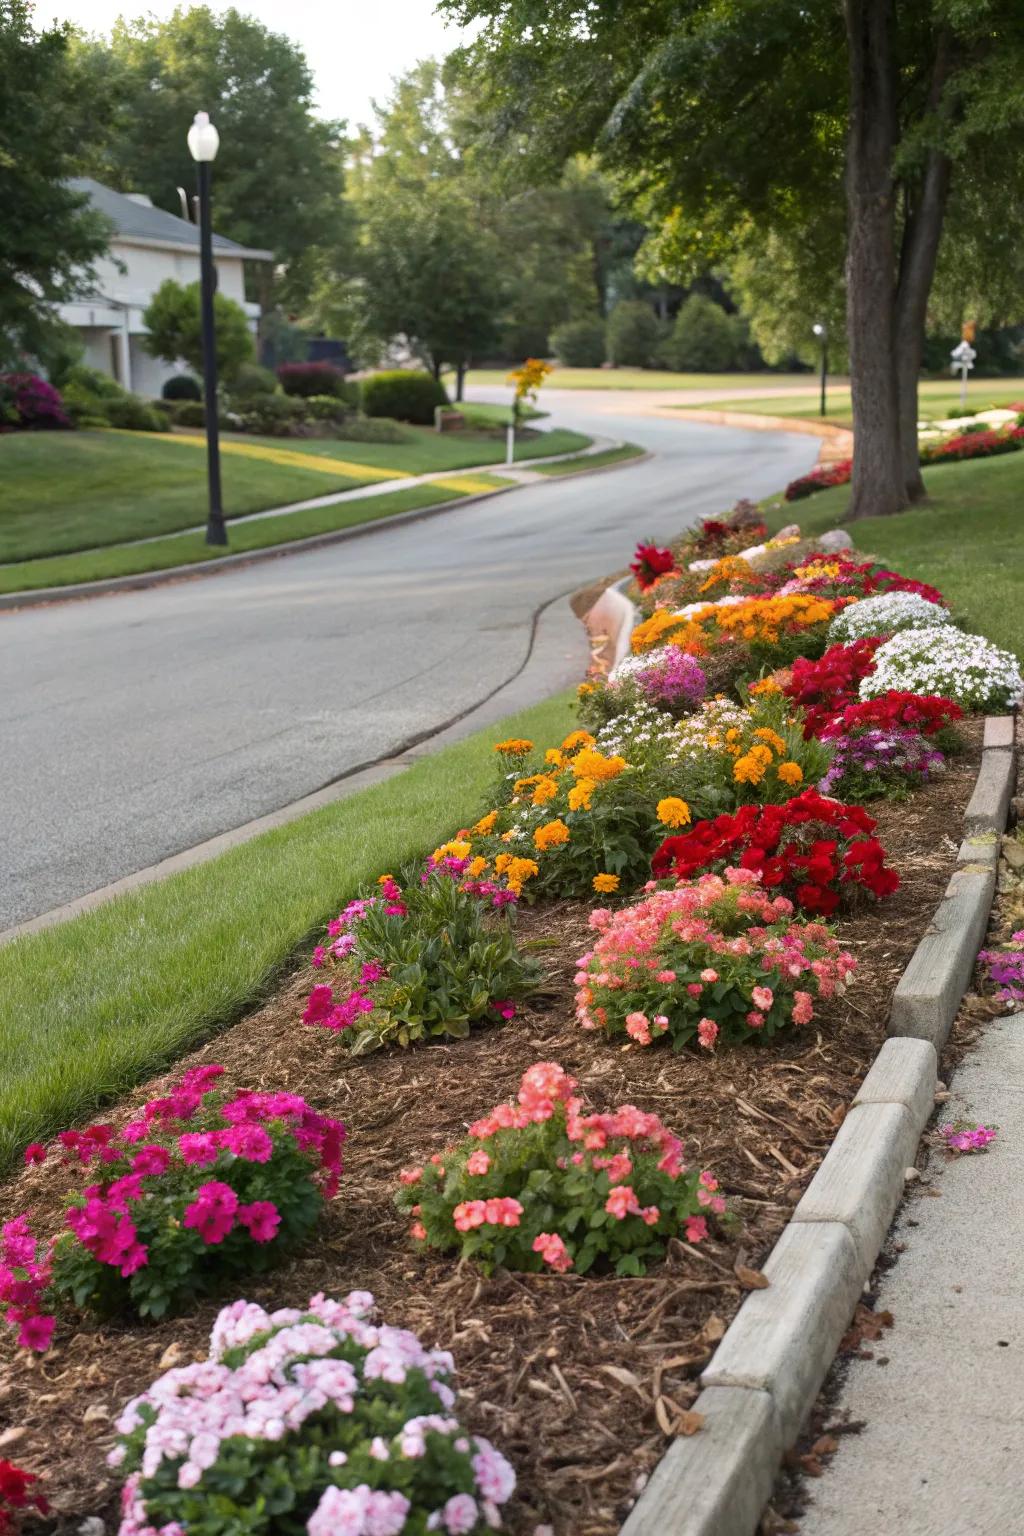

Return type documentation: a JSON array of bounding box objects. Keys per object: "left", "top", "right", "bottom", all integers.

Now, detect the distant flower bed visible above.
[
  {"left": 784, "top": 459, "right": 851, "bottom": 501},
  {"left": 920, "top": 426, "right": 1024, "bottom": 464}
]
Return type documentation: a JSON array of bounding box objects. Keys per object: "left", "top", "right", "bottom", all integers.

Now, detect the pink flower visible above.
[
  {"left": 605, "top": 1185, "right": 641, "bottom": 1220},
  {"left": 178, "top": 1132, "right": 220, "bottom": 1167},
  {"left": 183, "top": 1181, "right": 238, "bottom": 1245},
  {"left": 442, "top": 1494, "right": 479, "bottom": 1534},
  {"left": 131, "top": 1144, "right": 171, "bottom": 1177},
  {"left": 656, "top": 970, "right": 677, "bottom": 983},
  {"left": 410, "top": 1220, "right": 427, "bottom": 1241},
  {"left": 237, "top": 1201, "right": 281, "bottom": 1243},
  {"left": 453, "top": 1200, "right": 488, "bottom": 1232},
  {"left": 18, "top": 1313, "right": 56, "bottom": 1351},
  {"left": 700, "top": 968, "right": 719, "bottom": 982},
  {"left": 625, "top": 1012, "right": 652, "bottom": 1045},
  {"left": 686, "top": 982, "right": 703, "bottom": 997},
  {"left": 752, "top": 985, "right": 774, "bottom": 1011},
  {"left": 484, "top": 1197, "right": 523, "bottom": 1228},
  {"left": 220, "top": 1123, "right": 274, "bottom": 1163},
  {"left": 466, "top": 1150, "right": 491, "bottom": 1176},
  {"left": 492, "top": 1000, "right": 516, "bottom": 1019},
  {"left": 22, "top": 1144, "right": 46, "bottom": 1166},
  {"left": 792, "top": 989, "right": 815, "bottom": 1025},
  {"left": 685, "top": 1216, "right": 708, "bottom": 1243},
  {"left": 532, "top": 1232, "right": 573, "bottom": 1272},
  {"left": 697, "top": 1017, "right": 719, "bottom": 1050},
  {"left": 399, "top": 1166, "right": 423, "bottom": 1186},
  {"left": 746, "top": 1010, "right": 765, "bottom": 1029}
]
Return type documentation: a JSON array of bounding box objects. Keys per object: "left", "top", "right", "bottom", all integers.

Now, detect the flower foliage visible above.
[
  {"left": 777, "top": 552, "right": 944, "bottom": 607},
  {"left": 576, "top": 869, "right": 855, "bottom": 1050},
  {"left": 395, "top": 1063, "right": 720, "bottom": 1277},
  {"left": 2, "top": 1068, "right": 343, "bottom": 1345},
  {"left": 862, "top": 629, "right": 1024, "bottom": 712},
  {"left": 0, "top": 1461, "right": 48, "bottom": 1536},
  {"left": 651, "top": 790, "right": 899, "bottom": 915},
  {"left": 827, "top": 592, "right": 952, "bottom": 645},
  {"left": 0, "top": 372, "right": 71, "bottom": 431},
  {"left": 112, "top": 1290, "right": 516, "bottom": 1536},
  {"left": 302, "top": 864, "right": 538, "bottom": 1053}
]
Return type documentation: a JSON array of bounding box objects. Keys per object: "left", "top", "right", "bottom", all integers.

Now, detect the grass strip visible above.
[
  {"left": 761, "top": 449, "right": 1024, "bottom": 657},
  {"left": 0, "top": 480, "right": 510, "bottom": 596},
  {"left": 532, "top": 443, "right": 646, "bottom": 476},
  {"left": 0, "top": 690, "right": 578, "bottom": 1169}
]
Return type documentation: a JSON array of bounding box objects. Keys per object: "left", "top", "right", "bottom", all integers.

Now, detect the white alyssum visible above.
[
  {"left": 829, "top": 591, "right": 951, "bottom": 644},
  {"left": 861, "top": 628, "right": 1024, "bottom": 712}
]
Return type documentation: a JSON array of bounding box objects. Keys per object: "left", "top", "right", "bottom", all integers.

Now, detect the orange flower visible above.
[
  {"left": 593, "top": 873, "right": 620, "bottom": 893},
  {"left": 571, "top": 749, "right": 626, "bottom": 782},
  {"left": 657, "top": 797, "right": 691, "bottom": 828},
  {"left": 494, "top": 737, "right": 533, "bottom": 756},
  {"left": 562, "top": 729, "right": 596, "bottom": 753},
  {"left": 777, "top": 761, "right": 804, "bottom": 786},
  {"left": 568, "top": 777, "right": 596, "bottom": 812},
  {"left": 472, "top": 811, "right": 498, "bottom": 835},
  {"left": 534, "top": 818, "right": 570, "bottom": 851},
  {"left": 531, "top": 776, "right": 559, "bottom": 807}
]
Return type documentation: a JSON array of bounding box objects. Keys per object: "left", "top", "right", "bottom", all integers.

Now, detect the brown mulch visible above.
[{"left": 0, "top": 722, "right": 982, "bottom": 1534}]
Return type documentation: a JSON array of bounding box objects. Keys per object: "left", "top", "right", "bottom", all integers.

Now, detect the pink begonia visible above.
[
  {"left": 625, "top": 1011, "right": 652, "bottom": 1045},
  {"left": 700, "top": 968, "right": 719, "bottom": 983},
  {"left": 178, "top": 1131, "right": 220, "bottom": 1167},
  {"left": 131, "top": 1144, "right": 171, "bottom": 1177},
  {"left": 532, "top": 1232, "right": 573, "bottom": 1273},
  {"left": 605, "top": 1185, "right": 641, "bottom": 1220},
  {"left": 792, "top": 990, "right": 815, "bottom": 1025},
  {"left": 685, "top": 1215, "right": 708, "bottom": 1243},
  {"left": 183, "top": 1181, "right": 238, "bottom": 1245},
  {"left": 220, "top": 1122, "right": 274, "bottom": 1163},
  {"left": 236, "top": 1201, "right": 281, "bottom": 1243},
  {"left": 697, "top": 1017, "right": 719, "bottom": 1050},
  {"left": 751, "top": 985, "right": 774, "bottom": 1011},
  {"left": 399, "top": 1166, "right": 423, "bottom": 1185},
  {"left": 466, "top": 1150, "right": 491, "bottom": 1176},
  {"left": 307, "top": 1485, "right": 410, "bottom": 1536},
  {"left": 441, "top": 1493, "right": 479, "bottom": 1534}
]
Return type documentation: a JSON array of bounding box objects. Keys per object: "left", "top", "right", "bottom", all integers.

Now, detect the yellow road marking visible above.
[
  {"left": 432, "top": 476, "right": 502, "bottom": 495},
  {"left": 108, "top": 429, "right": 409, "bottom": 482}
]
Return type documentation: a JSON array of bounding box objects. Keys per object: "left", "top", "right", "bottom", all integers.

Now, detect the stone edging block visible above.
[
  {"left": 888, "top": 865, "right": 996, "bottom": 1046},
  {"left": 964, "top": 745, "right": 1015, "bottom": 836},
  {"left": 983, "top": 716, "right": 1015, "bottom": 751}
]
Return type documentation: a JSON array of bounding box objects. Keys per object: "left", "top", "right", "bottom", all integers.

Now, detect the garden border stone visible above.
[{"left": 620, "top": 716, "right": 1012, "bottom": 1536}]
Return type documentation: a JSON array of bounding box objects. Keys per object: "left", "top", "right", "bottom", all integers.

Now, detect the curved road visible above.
[{"left": 1, "top": 394, "right": 818, "bottom": 929}]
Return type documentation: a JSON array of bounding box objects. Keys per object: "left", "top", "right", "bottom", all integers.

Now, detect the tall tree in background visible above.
[
  {"left": 75, "top": 6, "right": 352, "bottom": 315},
  {"left": 441, "top": 0, "right": 1024, "bottom": 519},
  {"left": 0, "top": 0, "right": 112, "bottom": 367}
]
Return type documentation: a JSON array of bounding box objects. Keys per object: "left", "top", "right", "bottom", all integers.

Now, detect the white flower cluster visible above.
[
  {"left": 596, "top": 700, "right": 677, "bottom": 768},
  {"left": 861, "top": 628, "right": 1024, "bottom": 711},
  {"left": 829, "top": 592, "right": 951, "bottom": 644}
]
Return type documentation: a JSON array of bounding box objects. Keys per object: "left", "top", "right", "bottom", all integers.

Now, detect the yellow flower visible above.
[
  {"left": 545, "top": 748, "right": 566, "bottom": 768},
  {"left": 571, "top": 748, "right": 626, "bottom": 782},
  {"left": 593, "top": 872, "right": 620, "bottom": 893},
  {"left": 733, "top": 752, "right": 768, "bottom": 785},
  {"left": 777, "top": 761, "right": 804, "bottom": 786},
  {"left": 467, "top": 856, "right": 489, "bottom": 878},
  {"left": 499, "top": 829, "right": 519, "bottom": 843},
  {"left": 494, "top": 738, "right": 533, "bottom": 756},
  {"left": 562, "top": 729, "right": 596, "bottom": 753},
  {"left": 753, "top": 727, "right": 786, "bottom": 756},
  {"left": 433, "top": 840, "right": 471, "bottom": 862},
  {"left": 514, "top": 774, "right": 543, "bottom": 793},
  {"left": 377, "top": 873, "right": 395, "bottom": 886},
  {"left": 531, "top": 776, "right": 559, "bottom": 807},
  {"left": 577, "top": 682, "right": 594, "bottom": 697},
  {"left": 568, "top": 777, "right": 596, "bottom": 812},
  {"left": 657, "top": 797, "right": 691, "bottom": 828},
  {"left": 534, "top": 818, "right": 570, "bottom": 852},
  {"left": 494, "top": 853, "right": 513, "bottom": 874},
  {"left": 749, "top": 677, "right": 782, "bottom": 696},
  {"left": 504, "top": 856, "right": 539, "bottom": 893},
  {"left": 472, "top": 811, "right": 498, "bottom": 836}
]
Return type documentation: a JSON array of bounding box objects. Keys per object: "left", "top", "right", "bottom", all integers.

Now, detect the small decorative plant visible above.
[
  {"left": 302, "top": 862, "right": 538, "bottom": 1052},
  {"left": 1, "top": 1067, "right": 343, "bottom": 1344},
  {"left": 604, "top": 647, "right": 707, "bottom": 717},
  {"left": 576, "top": 869, "right": 855, "bottom": 1049},
  {"left": 827, "top": 592, "right": 952, "bottom": 645},
  {"left": 861, "top": 628, "right": 1024, "bottom": 713},
  {"left": 0, "top": 1461, "right": 48, "bottom": 1535},
  {"left": 111, "top": 1290, "right": 516, "bottom": 1536},
  {"left": 940, "top": 1122, "right": 998, "bottom": 1153},
  {"left": 395, "top": 1062, "right": 724, "bottom": 1277},
  {"left": 816, "top": 728, "right": 945, "bottom": 801},
  {"left": 979, "top": 931, "right": 1024, "bottom": 1006},
  {"left": 651, "top": 789, "right": 899, "bottom": 916}
]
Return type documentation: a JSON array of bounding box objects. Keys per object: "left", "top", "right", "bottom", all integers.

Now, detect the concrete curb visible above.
[
  {"left": 620, "top": 720, "right": 1012, "bottom": 1536},
  {"left": 582, "top": 575, "right": 638, "bottom": 672}
]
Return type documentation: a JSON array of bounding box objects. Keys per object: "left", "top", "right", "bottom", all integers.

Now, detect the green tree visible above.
[
  {"left": 0, "top": 0, "right": 113, "bottom": 368},
  {"left": 76, "top": 6, "right": 352, "bottom": 314},
  {"left": 440, "top": 0, "right": 1024, "bottom": 517},
  {"left": 664, "top": 294, "right": 738, "bottom": 372},
  {"left": 606, "top": 300, "right": 661, "bottom": 368},
  {"left": 142, "top": 279, "right": 253, "bottom": 383}
]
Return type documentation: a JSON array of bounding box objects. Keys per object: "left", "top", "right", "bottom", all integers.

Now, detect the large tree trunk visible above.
[
  {"left": 843, "top": 0, "right": 904, "bottom": 520},
  {"left": 455, "top": 362, "right": 467, "bottom": 401},
  {"left": 894, "top": 36, "right": 953, "bottom": 502}
]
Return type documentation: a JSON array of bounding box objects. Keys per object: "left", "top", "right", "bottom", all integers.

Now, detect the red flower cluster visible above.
[
  {"left": 784, "top": 459, "right": 852, "bottom": 502},
  {"left": 820, "top": 690, "right": 962, "bottom": 740},
  {"left": 699, "top": 516, "right": 767, "bottom": 551},
  {"left": 651, "top": 790, "right": 899, "bottom": 916},
  {"left": 0, "top": 1461, "right": 47, "bottom": 1535},
  {"left": 790, "top": 553, "right": 944, "bottom": 606},
  {"left": 630, "top": 541, "right": 676, "bottom": 590},
  {"left": 783, "top": 638, "right": 882, "bottom": 736},
  {"left": 920, "top": 426, "right": 1024, "bottom": 465}
]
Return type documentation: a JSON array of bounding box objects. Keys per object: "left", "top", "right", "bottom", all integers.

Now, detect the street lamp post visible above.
[
  {"left": 187, "top": 110, "right": 227, "bottom": 547},
  {"left": 812, "top": 322, "right": 828, "bottom": 418}
]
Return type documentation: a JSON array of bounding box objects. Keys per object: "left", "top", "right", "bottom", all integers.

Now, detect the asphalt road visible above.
[{"left": 1, "top": 393, "right": 818, "bottom": 929}]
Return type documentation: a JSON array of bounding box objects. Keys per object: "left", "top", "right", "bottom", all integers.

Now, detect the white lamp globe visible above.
[{"left": 187, "top": 111, "right": 220, "bottom": 163}]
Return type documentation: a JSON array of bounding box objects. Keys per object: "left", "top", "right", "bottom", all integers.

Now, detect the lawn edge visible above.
[
  {"left": 533, "top": 443, "right": 651, "bottom": 478},
  {"left": 620, "top": 717, "right": 1012, "bottom": 1535}
]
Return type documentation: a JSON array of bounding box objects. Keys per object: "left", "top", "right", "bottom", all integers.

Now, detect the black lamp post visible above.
[
  {"left": 187, "top": 110, "right": 227, "bottom": 547},
  {"left": 812, "top": 321, "right": 828, "bottom": 418}
]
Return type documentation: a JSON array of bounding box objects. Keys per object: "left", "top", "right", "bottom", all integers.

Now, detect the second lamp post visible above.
[
  {"left": 812, "top": 321, "right": 828, "bottom": 419},
  {"left": 187, "top": 110, "right": 228, "bottom": 547}
]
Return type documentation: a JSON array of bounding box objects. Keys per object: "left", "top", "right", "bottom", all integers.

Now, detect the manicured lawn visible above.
[
  {"left": 0, "top": 423, "right": 588, "bottom": 563},
  {"left": 0, "top": 689, "right": 578, "bottom": 1170},
  {"left": 462, "top": 367, "right": 817, "bottom": 392},
  {"left": 678, "top": 378, "right": 1024, "bottom": 430},
  {"left": 533, "top": 442, "right": 646, "bottom": 475},
  {"left": 0, "top": 478, "right": 511, "bottom": 595},
  {"left": 762, "top": 450, "right": 1024, "bottom": 656}
]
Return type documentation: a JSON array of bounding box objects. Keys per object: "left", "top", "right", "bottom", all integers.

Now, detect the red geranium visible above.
[
  {"left": 783, "top": 638, "right": 882, "bottom": 737},
  {"left": 630, "top": 541, "right": 676, "bottom": 590},
  {"left": 820, "top": 691, "right": 962, "bottom": 740},
  {"left": 651, "top": 790, "right": 899, "bottom": 915},
  {"left": 0, "top": 1461, "right": 48, "bottom": 1535}
]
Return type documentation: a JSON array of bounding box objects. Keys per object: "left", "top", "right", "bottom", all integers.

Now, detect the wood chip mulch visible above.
[{"left": 0, "top": 721, "right": 982, "bottom": 1535}]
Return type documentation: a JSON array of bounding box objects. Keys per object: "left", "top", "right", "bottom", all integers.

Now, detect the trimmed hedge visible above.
[{"left": 361, "top": 370, "right": 448, "bottom": 425}]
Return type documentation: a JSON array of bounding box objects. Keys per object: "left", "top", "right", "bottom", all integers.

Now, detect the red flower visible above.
[{"left": 630, "top": 541, "right": 676, "bottom": 590}]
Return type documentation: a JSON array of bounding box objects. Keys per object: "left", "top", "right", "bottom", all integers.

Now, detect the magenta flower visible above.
[
  {"left": 22, "top": 1144, "right": 46, "bottom": 1166},
  {"left": 220, "top": 1123, "right": 274, "bottom": 1163},
  {"left": 131, "top": 1144, "right": 172, "bottom": 1177},
  {"left": 237, "top": 1201, "right": 281, "bottom": 1243},
  {"left": 183, "top": 1182, "right": 238, "bottom": 1245},
  {"left": 178, "top": 1131, "right": 220, "bottom": 1167},
  {"left": 18, "top": 1313, "right": 56, "bottom": 1351}
]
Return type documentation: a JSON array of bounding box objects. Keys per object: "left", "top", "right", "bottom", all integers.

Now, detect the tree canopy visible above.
[{"left": 142, "top": 279, "right": 254, "bottom": 382}]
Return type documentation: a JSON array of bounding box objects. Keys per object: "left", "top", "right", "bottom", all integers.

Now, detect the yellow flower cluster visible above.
[
  {"left": 493, "top": 853, "right": 540, "bottom": 894},
  {"left": 731, "top": 726, "right": 803, "bottom": 788},
  {"left": 698, "top": 556, "right": 756, "bottom": 595},
  {"left": 707, "top": 593, "right": 836, "bottom": 644},
  {"left": 593, "top": 872, "right": 620, "bottom": 893},
  {"left": 656, "top": 797, "right": 691, "bottom": 828},
  {"left": 571, "top": 748, "right": 626, "bottom": 782}
]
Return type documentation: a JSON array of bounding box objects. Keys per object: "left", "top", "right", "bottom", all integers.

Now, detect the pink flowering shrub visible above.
[
  {"left": 112, "top": 1289, "right": 515, "bottom": 1536},
  {"left": 1, "top": 1067, "right": 343, "bottom": 1347},
  {"left": 395, "top": 1063, "right": 723, "bottom": 1277},
  {"left": 575, "top": 869, "right": 856, "bottom": 1050},
  {"left": 303, "top": 863, "right": 537, "bottom": 1053}
]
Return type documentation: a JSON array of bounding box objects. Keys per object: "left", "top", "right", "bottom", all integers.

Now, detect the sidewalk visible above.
[{"left": 798, "top": 1012, "right": 1024, "bottom": 1536}]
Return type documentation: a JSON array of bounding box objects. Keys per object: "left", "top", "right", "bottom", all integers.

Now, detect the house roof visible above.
[{"left": 70, "top": 177, "right": 273, "bottom": 262}]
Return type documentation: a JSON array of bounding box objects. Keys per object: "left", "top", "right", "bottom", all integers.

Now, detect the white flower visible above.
[
  {"left": 862, "top": 628, "right": 1024, "bottom": 711},
  {"left": 829, "top": 592, "right": 951, "bottom": 644}
]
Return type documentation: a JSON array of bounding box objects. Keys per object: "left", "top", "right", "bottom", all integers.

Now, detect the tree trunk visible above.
[
  {"left": 894, "top": 36, "right": 953, "bottom": 502},
  {"left": 843, "top": 0, "right": 905, "bottom": 520}
]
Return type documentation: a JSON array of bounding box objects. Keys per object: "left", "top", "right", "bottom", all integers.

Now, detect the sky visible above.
[{"left": 39, "top": 0, "right": 476, "bottom": 125}]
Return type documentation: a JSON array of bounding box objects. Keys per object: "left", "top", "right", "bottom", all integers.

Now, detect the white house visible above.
[{"left": 59, "top": 177, "right": 273, "bottom": 397}]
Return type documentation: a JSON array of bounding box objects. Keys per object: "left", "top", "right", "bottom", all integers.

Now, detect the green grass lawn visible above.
[
  {"left": 677, "top": 378, "right": 1024, "bottom": 430},
  {"left": 463, "top": 367, "right": 817, "bottom": 392},
  {"left": 0, "top": 689, "right": 578, "bottom": 1171},
  {"left": 0, "top": 478, "right": 511, "bottom": 596},
  {"left": 533, "top": 442, "right": 646, "bottom": 476},
  {"left": 0, "top": 423, "right": 588, "bottom": 564},
  {"left": 762, "top": 450, "right": 1024, "bottom": 656}
]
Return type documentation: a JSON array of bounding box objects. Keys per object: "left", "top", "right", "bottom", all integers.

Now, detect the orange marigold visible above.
[
  {"left": 593, "top": 873, "right": 621, "bottom": 893},
  {"left": 495, "top": 737, "right": 533, "bottom": 756},
  {"left": 534, "top": 818, "right": 570, "bottom": 851}
]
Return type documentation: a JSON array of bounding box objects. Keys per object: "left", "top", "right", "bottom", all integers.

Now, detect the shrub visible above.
[
  {"left": 304, "top": 393, "right": 350, "bottom": 424},
  {"left": 0, "top": 1461, "right": 48, "bottom": 1533},
  {"left": 606, "top": 300, "right": 662, "bottom": 368},
  {"left": 652, "top": 789, "right": 899, "bottom": 915},
  {"left": 361, "top": 370, "right": 449, "bottom": 425},
  {"left": 0, "top": 372, "right": 70, "bottom": 430},
  {"left": 396, "top": 1062, "right": 722, "bottom": 1275},
  {"left": 1, "top": 1066, "right": 343, "bottom": 1345},
  {"left": 576, "top": 869, "right": 856, "bottom": 1049},
  {"left": 173, "top": 400, "right": 207, "bottom": 428},
  {"left": 550, "top": 315, "right": 607, "bottom": 367},
  {"left": 861, "top": 628, "right": 1024, "bottom": 712},
  {"left": 605, "top": 649, "right": 707, "bottom": 717},
  {"left": 663, "top": 294, "right": 739, "bottom": 372},
  {"left": 301, "top": 863, "right": 539, "bottom": 1053},
  {"left": 827, "top": 592, "right": 952, "bottom": 644},
  {"left": 63, "top": 363, "right": 124, "bottom": 399},
  {"left": 277, "top": 360, "right": 349, "bottom": 399},
  {"left": 816, "top": 727, "right": 946, "bottom": 801},
  {"left": 104, "top": 394, "right": 167, "bottom": 432},
  {"left": 335, "top": 415, "right": 409, "bottom": 443},
  {"left": 230, "top": 362, "right": 279, "bottom": 400},
  {"left": 161, "top": 373, "right": 202, "bottom": 401},
  {"left": 235, "top": 394, "right": 308, "bottom": 436},
  {"left": 111, "top": 1290, "right": 516, "bottom": 1536}
]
